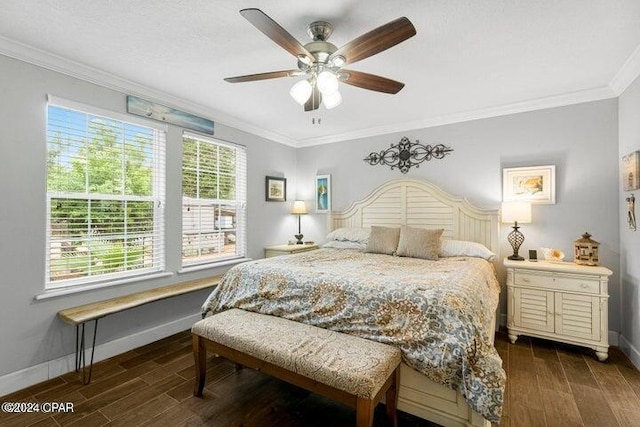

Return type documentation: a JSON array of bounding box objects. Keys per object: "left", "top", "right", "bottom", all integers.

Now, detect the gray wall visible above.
[
  {"left": 0, "top": 54, "right": 297, "bottom": 378},
  {"left": 296, "top": 100, "right": 621, "bottom": 330},
  {"left": 0, "top": 51, "right": 631, "bottom": 383},
  {"left": 619, "top": 74, "right": 640, "bottom": 362}
]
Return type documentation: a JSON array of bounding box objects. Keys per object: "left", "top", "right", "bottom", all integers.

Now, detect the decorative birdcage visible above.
[{"left": 573, "top": 232, "right": 599, "bottom": 266}]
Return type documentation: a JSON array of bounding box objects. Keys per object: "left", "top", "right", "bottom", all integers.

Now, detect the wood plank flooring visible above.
[{"left": 2, "top": 330, "right": 639, "bottom": 427}]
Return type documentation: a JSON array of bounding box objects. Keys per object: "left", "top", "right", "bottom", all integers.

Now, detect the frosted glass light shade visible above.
[
  {"left": 501, "top": 201, "right": 532, "bottom": 224},
  {"left": 322, "top": 91, "right": 342, "bottom": 109},
  {"left": 316, "top": 71, "right": 339, "bottom": 95},
  {"left": 290, "top": 80, "right": 312, "bottom": 105},
  {"left": 291, "top": 200, "right": 308, "bottom": 215}
]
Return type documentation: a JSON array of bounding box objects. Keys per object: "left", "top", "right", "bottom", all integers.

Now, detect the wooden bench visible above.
[
  {"left": 58, "top": 274, "right": 222, "bottom": 384},
  {"left": 191, "top": 309, "right": 402, "bottom": 427}
]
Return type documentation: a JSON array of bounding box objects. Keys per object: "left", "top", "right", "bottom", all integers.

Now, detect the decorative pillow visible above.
[
  {"left": 364, "top": 226, "right": 400, "bottom": 255},
  {"left": 326, "top": 227, "right": 371, "bottom": 243},
  {"left": 396, "top": 226, "right": 444, "bottom": 260},
  {"left": 440, "top": 239, "right": 495, "bottom": 261},
  {"left": 322, "top": 241, "right": 367, "bottom": 250}
]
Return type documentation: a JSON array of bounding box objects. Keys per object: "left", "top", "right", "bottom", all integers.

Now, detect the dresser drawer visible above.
[{"left": 514, "top": 271, "right": 600, "bottom": 294}]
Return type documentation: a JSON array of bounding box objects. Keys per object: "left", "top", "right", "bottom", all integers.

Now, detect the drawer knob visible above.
[
  {"left": 580, "top": 283, "right": 589, "bottom": 289},
  {"left": 522, "top": 278, "right": 530, "bottom": 283}
]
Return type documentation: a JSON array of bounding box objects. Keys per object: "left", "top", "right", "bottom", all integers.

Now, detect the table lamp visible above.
[
  {"left": 291, "top": 200, "right": 308, "bottom": 244},
  {"left": 501, "top": 201, "right": 532, "bottom": 261}
]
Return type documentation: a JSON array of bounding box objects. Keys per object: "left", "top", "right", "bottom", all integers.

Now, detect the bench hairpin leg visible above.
[
  {"left": 82, "top": 319, "right": 99, "bottom": 385},
  {"left": 75, "top": 324, "right": 81, "bottom": 372},
  {"left": 75, "top": 320, "right": 99, "bottom": 385}
]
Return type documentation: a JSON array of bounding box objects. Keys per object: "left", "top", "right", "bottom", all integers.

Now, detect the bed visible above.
[{"left": 202, "top": 179, "right": 504, "bottom": 426}]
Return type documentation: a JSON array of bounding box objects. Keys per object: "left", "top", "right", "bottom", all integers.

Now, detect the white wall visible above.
[
  {"left": 618, "top": 74, "right": 640, "bottom": 366},
  {"left": 296, "top": 100, "right": 621, "bottom": 331},
  {"left": 0, "top": 54, "right": 298, "bottom": 382}
]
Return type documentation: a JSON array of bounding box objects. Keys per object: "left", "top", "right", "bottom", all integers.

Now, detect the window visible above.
[
  {"left": 182, "top": 133, "right": 246, "bottom": 266},
  {"left": 46, "top": 97, "right": 166, "bottom": 289}
]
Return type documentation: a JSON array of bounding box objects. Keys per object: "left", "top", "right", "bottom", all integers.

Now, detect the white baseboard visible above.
[
  {"left": 619, "top": 334, "right": 640, "bottom": 370},
  {"left": 0, "top": 313, "right": 201, "bottom": 397},
  {"left": 609, "top": 330, "right": 620, "bottom": 347}
]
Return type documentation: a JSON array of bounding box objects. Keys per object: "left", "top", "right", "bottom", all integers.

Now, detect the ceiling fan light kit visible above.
[
  {"left": 290, "top": 79, "right": 313, "bottom": 105},
  {"left": 322, "top": 91, "right": 342, "bottom": 109},
  {"left": 225, "top": 8, "right": 416, "bottom": 111}
]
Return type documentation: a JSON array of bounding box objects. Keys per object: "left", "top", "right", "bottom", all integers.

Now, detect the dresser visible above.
[
  {"left": 264, "top": 243, "right": 319, "bottom": 258},
  {"left": 504, "top": 259, "right": 612, "bottom": 361}
]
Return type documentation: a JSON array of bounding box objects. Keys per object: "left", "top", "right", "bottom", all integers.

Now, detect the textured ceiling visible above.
[{"left": 1, "top": 0, "right": 640, "bottom": 146}]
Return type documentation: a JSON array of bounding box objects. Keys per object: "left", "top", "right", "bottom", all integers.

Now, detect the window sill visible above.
[
  {"left": 178, "top": 257, "right": 252, "bottom": 275},
  {"left": 34, "top": 271, "right": 174, "bottom": 301}
]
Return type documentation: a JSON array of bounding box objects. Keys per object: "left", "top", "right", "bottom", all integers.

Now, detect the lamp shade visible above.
[
  {"left": 290, "top": 80, "right": 313, "bottom": 105},
  {"left": 291, "top": 200, "right": 308, "bottom": 215},
  {"left": 501, "top": 201, "right": 532, "bottom": 224},
  {"left": 316, "top": 71, "right": 339, "bottom": 95},
  {"left": 323, "top": 91, "right": 342, "bottom": 109}
]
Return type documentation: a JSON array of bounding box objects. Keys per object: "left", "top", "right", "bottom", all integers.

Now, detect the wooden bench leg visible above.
[
  {"left": 193, "top": 334, "right": 206, "bottom": 397},
  {"left": 386, "top": 366, "right": 400, "bottom": 427},
  {"left": 356, "top": 398, "right": 375, "bottom": 427}
]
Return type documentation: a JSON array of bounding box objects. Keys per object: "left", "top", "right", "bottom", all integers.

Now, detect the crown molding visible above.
[
  {"left": 0, "top": 36, "right": 298, "bottom": 148},
  {"left": 610, "top": 43, "right": 640, "bottom": 96},
  {"left": 296, "top": 86, "right": 617, "bottom": 147},
  {"left": 0, "top": 35, "right": 629, "bottom": 149}
]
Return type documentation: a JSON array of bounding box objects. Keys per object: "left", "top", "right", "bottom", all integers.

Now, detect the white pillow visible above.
[
  {"left": 322, "top": 241, "right": 367, "bottom": 250},
  {"left": 326, "top": 227, "right": 371, "bottom": 243},
  {"left": 440, "top": 239, "right": 495, "bottom": 261}
]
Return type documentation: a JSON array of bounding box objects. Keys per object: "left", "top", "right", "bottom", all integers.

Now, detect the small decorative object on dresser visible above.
[
  {"left": 505, "top": 258, "right": 613, "bottom": 361},
  {"left": 291, "top": 200, "right": 308, "bottom": 244},
  {"left": 264, "top": 243, "right": 318, "bottom": 258},
  {"left": 573, "top": 232, "right": 600, "bottom": 266},
  {"left": 501, "top": 201, "right": 532, "bottom": 261},
  {"left": 541, "top": 247, "right": 565, "bottom": 262}
]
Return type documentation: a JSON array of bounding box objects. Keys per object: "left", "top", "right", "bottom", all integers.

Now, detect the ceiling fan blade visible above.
[
  {"left": 339, "top": 70, "right": 405, "bottom": 94},
  {"left": 329, "top": 17, "right": 416, "bottom": 66},
  {"left": 240, "top": 8, "right": 314, "bottom": 64},
  {"left": 224, "top": 70, "right": 302, "bottom": 83},
  {"left": 304, "top": 86, "right": 322, "bottom": 111}
]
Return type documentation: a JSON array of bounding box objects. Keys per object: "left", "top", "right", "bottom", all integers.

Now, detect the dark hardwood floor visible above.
[{"left": 1, "top": 330, "right": 640, "bottom": 427}]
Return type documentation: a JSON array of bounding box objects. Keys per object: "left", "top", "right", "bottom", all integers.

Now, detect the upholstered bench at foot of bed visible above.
[{"left": 191, "top": 308, "right": 402, "bottom": 427}]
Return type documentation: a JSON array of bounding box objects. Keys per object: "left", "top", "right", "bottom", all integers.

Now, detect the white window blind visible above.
[
  {"left": 46, "top": 98, "right": 166, "bottom": 289},
  {"left": 182, "top": 132, "right": 247, "bottom": 266}
]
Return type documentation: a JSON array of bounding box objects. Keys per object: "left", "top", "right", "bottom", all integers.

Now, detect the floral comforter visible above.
[{"left": 201, "top": 248, "right": 505, "bottom": 422}]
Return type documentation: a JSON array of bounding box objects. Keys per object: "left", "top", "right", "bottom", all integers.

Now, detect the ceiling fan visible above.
[{"left": 224, "top": 8, "right": 417, "bottom": 111}]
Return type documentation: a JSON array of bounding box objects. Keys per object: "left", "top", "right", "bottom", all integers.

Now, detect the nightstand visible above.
[
  {"left": 264, "top": 244, "right": 319, "bottom": 258},
  {"left": 504, "top": 258, "right": 612, "bottom": 361}
]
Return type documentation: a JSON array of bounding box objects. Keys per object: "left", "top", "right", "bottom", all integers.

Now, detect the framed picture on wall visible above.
[
  {"left": 503, "top": 165, "right": 556, "bottom": 204},
  {"left": 265, "top": 176, "right": 286, "bottom": 202},
  {"left": 315, "top": 174, "right": 331, "bottom": 213},
  {"left": 622, "top": 150, "right": 640, "bottom": 191}
]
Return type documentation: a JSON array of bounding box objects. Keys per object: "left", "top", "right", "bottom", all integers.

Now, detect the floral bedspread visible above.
[{"left": 201, "top": 248, "right": 505, "bottom": 422}]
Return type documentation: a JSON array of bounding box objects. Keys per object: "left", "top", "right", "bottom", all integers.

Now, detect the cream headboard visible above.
[{"left": 327, "top": 179, "right": 500, "bottom": 255}]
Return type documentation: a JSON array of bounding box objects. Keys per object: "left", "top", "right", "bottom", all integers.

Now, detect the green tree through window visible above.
[{"left": 46, "top": 104, "right": 165, "bottom": 287}]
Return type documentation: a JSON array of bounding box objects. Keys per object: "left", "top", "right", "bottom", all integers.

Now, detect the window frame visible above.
[
  {"left": 45, "top": 95, "right": 167, "bottom": 290},
  {"left": 181, "top": 132, "right": 247, "bottom": 268}
]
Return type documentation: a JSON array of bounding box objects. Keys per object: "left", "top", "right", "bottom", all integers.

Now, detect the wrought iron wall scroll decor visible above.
[{"left": 363, "top": 137, "right": 453, "bottom": 174}]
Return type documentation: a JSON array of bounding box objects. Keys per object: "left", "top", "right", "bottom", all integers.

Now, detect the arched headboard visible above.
[{"left": 327, "top": 179, "right": 500, "bottom": 256}]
